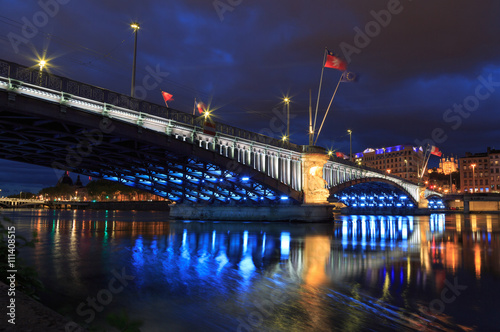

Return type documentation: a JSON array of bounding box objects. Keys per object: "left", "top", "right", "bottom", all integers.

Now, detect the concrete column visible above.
[
  {"left": 286, "top": 158, "right": 292, "bottom": 186},
  {"left": 463, "top": 199, "right": 470, "bottom": 213},
  {"left": 274, "top": 155, "right": 279, "bottom": 180}
]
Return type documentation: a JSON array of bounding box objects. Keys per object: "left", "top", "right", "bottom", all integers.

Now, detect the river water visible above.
[{"left": 3, "top": 209, "right": 500, "bottom": 331}]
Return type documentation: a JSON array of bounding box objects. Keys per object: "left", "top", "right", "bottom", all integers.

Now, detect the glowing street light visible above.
[
  {"left": 130, "top": 22, "right": 140, "bottom": 98},
  {"left": 404, "top": 158, "right": 408, "bottom": 179},
  {"left": 283, "top": 97, "right": 290, "bottom": 142},
  {"left": 471, "top": 163, "right": 476, "bottom": 193},
  {"left": 347, "top": 129, "right": 352, "bottom": 160},
  {"left": 38, "top": 60, "right": 46, "bottom": 71},
  {"left": 281, "top": 135, "right": 288, "bottom": 142}
]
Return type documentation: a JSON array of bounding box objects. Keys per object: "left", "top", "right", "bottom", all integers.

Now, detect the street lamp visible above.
[
  {"left": 37, "top": 59, "right": 47, "bottom": 85},
  {"left": 404, "top": 159, "right": 408, "bottom": 180},
  {"left": 283, "top": 97, "right": 290, "bottom": 142},
  {"left": 347, "top": 129, "right": 352, "bottom": 161},
  {"left": 471, "top": 163, "right": 476, "bottom": 193},
  {"left": 130, "top": 22, "right": 140, "bottom": 98},
  {"left": 38, "top": 60, "right": 46, "bottom": 71}
]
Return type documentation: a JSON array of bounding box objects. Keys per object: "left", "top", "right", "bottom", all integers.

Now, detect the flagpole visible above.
[
  {"left": 312, "top": 48, "right": 327, "bottom": 143},
  {"left": 420, "top": 145, "right": 432, "bottom": 180},
  {"left": 314, "top": 74, "right": 342, "bottom": 145},
  {"left": 193, "top": 98, "right": 197, "bottom": 116},
  {"left": 308, "top": 89, "right": 313, "bottom": 146}
]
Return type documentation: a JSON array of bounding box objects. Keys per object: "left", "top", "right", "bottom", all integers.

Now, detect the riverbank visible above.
[{"left": 0, "top": 282, "right": 84, "bottom": 331}]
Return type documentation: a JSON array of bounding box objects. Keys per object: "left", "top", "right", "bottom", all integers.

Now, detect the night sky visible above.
[{"left": 1, "top": 0, "right": 499, "bottom": 195}]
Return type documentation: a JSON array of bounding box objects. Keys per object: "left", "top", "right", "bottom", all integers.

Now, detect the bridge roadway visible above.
[
  {"left": 0, "top": 197, "right": 44, "bottom": 208},
  {"left": 0, "top": 59, "right": 439, "bottom": 207}
]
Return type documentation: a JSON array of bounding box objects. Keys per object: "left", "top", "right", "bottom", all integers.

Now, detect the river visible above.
[{"left": 3, "top": 209, "right": 500, "bottom": 331}]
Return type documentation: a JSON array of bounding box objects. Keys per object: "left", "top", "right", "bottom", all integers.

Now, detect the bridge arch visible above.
[{"left": 329, "top": 177, "right": 419, "bottom": 206}]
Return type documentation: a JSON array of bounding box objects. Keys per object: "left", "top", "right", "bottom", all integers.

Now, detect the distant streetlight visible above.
[
  {"left": 471, "top": 163, "right": 476, "bottom": 193},
  {"left": 130, "top": 22, "right": 140, "bottom": 98},
  {"left": 404, "top": 159, "right": 408, "bottom": 180},
  {"left": 282, "top": 135, "right": 288, "bottom": 142},
  {"left": 38, "top": 60, "right": 46, "bottom": 71},
  {"left": 347, "top": 129, "right": 352, "bottom": 160},
  {"left": 283, "top": 97, "right": 290, "bottom": 142}
]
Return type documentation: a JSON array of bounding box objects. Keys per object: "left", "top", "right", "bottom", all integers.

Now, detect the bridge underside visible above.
[
  {"left": 330, "top": 180, "right": 418, "bottom": 209},
  {"left": 0, "top": 92, "right": 301, "bottom": 204}
]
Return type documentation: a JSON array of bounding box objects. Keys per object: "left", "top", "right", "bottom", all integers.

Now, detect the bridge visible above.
[
  {"left": 0, "top": 197, "right": 44, "bottom": 208},
  {"left": 0, "top": 59, "right": 440, "bottom": 219}
]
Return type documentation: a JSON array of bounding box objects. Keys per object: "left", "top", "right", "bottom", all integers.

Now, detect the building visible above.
[
  {"left": 460, "top": 147, "right": 500, "bottom": 193},
  {"left": 435, "top": 157, "right": 459, "bottom": 175},
  {"left": 353, "top": 145, "right": 425, "bottom": 183}
]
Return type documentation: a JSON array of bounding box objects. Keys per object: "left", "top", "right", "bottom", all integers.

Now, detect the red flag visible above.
[
  {"left": 197, "top": 102, "right": 206, "bottom": 114},
  {"left": 161, "top": 91, "right": 173, "bottom": 107},
  {"left": 430, "top": 146, "right": 442, "bottom": 157},
  {"left": 336, "top": 152, "right": 344, "bottom": 158},
  {"left": 203, "top": 121, "right": 216, "bottom": 136},
  {"left": 324, "top": 50, "right": 347, "bottom": 71}
]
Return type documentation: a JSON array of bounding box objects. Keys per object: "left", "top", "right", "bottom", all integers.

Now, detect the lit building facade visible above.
[
  {"left": 353, "top": 145, "right": 425, "bottom": 183},
  {"left": 436, "top": 157, "right": 459, "bottom": 175},
  {"left": 460, "top": 147, "right": 500, "bottom": 193}
]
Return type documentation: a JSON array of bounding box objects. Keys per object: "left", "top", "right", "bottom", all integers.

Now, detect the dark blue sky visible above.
[{"left": 1, "top": 0, "right": 500, "bottom": 195}]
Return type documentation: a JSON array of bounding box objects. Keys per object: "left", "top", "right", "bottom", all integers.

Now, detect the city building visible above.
[
  {"left": 433, "top": 156, "right": 459, "bottom": 175},
  {"left": 460, "top": 147, "right": 500, "bottom": 193},
  {"left": 353, "top": 145, "right": 425, "bottom": 183}
]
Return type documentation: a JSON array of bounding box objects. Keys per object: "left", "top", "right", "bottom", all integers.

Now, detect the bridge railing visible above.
[
  {"left": 327, "top": 155, "right": 422, "bottom": 185},
  {"left": 0, "top": 59, "right": 302, "bottom": 152}
]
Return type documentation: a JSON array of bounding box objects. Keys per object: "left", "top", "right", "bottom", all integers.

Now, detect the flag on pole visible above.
[
  {"left": 324, "top": 50, "right": 347, "bottom": 71},
  {"left": 197, "top": 101, "right": 207, "bottom": 115},
  {"left": 430, "top": 145, "right": 442, "bottom": 157},
  {"left": 161, "top": 91, "right": 173, "bottom": 107},
  {"left": 340, "top": 71, "right": 357, "bottom": 82},
  {"left": 336, "top": 152, "right": 345, "bottom": 158}
]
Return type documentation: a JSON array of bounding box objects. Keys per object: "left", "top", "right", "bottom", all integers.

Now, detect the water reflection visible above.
[{"left": 6, "top": 210, "right": 500, "bottom": 331}]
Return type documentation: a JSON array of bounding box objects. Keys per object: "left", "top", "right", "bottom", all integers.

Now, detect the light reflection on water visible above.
[{"left": 4, "top": 209, "right": 500, "bottom": 331}]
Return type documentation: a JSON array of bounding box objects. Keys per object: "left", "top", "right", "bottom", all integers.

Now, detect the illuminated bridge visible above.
[
  {"left": 0, "top": 60, "right": 441, "bottom": 211},
  {"left": 0, "top": 197, "right": 44, "bottom": 208}
]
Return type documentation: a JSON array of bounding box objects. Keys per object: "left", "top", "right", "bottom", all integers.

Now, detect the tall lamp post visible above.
[
  {"left": 284, "top": 97, "right": 290, "bottom": 142},
  {"left": 130, "top": 22, "right": 140, "bottom": 98},
  {"left": 347, "top": 129, "right": 352, "bottom": 161},
  {"left": 405, "top": 159, "right": 408, "bottom": 180},
  {"left": 38, "top": 60, "right": 46, "bottom": 85},
  {"left": 471, "top": 163, "right": 476, "bottom": 193}
]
